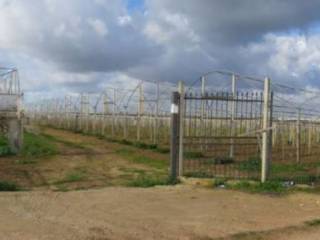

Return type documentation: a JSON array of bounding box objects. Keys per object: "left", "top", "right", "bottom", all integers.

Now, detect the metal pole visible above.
[
  {"left": 137, "top": 82, "right": 143, "bottom": 141},
  {"left": 170, "top": 91, "right": 180, "bottom": 180},
  {"left": 155, "top": 80, "right": 160, "bottom": 144},
  {"left": 102, "top": 93, "right": 108, "bottom": 135},
  {"left": 112, "top": 89, "right": 116, "bottom": 137},
  {"left": 261, "top": 77, "right": 270, "bottom": 183},
  {"left": 178, "top": 81, "right": 185, "bottom": 177},
  {"left": 230, "top": 74, "right": 236, "bottom": 158}
]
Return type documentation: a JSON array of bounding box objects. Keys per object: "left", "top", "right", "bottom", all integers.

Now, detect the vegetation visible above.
[
  {"left": 305, "top": 218, "right": 320, "bottom": 227},
  {"left": 0, "top": 181, "right": 19, "bottom": 191},
  {"left": 238, "top": 156, "right": 261, "bottom": 172},
  {"left": 54, "top": 170, "right": 87, "bottom": 185},
  {"left": 116, "top": 147, "right": 168, "bottom": 170},
  {"left": 21, "top": 132, "right": 57, "bottom": 157},
  {"left": 127, "top": 175, "right": 177, "bottom": 188},
  {"left": 0, "top": 135, "right": 12, "bottom": 156},
  {"left": 225, "top": 180, "right": 286, "bottom": 194}
]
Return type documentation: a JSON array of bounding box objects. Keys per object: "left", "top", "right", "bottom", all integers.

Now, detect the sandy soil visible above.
[
  {"left": 0, "top": 185, "right": 320, "bottom": 240},
  {"left": 1, "top": 128, "right": 320, "bottom": 239}
]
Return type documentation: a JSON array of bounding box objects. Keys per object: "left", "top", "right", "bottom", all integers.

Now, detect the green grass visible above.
[
  {"left": 213, "top": 177, "right": 227, "bottom": 187},
  {"left": 55, "top": 171, "right": 87, "bottom": 185},
  {"left": 238, "top": 156, "right": 261, "bottom": 172},
  {"left": 116, "top": 147, "right": 168, "bottom": 170},
  {"left": 0, "top": 181, "right": 19, "bottom": 191},
  {"left": 41, "top": 133, "right": 87, "bottom": 149},
  {"left": 0, "top": 135, "right": 12, "bottom": 156},
  {"left": 127, "top": 175, "right": 178, "bottom": 188},
  {"left": 21, "top": 132, "right": 58, "bottom": 157},
  {"left": 226, "top": 180, "right": 286, "bottom": 194}
]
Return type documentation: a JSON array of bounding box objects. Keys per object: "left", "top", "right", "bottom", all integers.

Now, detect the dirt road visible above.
[
  {"left": 1, "top": 128, "right": 320, "bottom": 239},
  {"left": 1, "top": 185, "right": 320, "bottom": 240}
]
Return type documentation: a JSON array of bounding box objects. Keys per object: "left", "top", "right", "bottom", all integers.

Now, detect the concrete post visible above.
[
  {"left": 178, "top": 81, "right": 185, "bottom": 177},
  {"left": 230, "top": 74, "right": 236, "bottom": 159},
  {"left": 261, "top": 77, "right": 271, "bottom": 183},
  {"left": 8, "top": 118, "right": 23, "bottom": 154},
  {"left": 170, "top": 91, "right": 180, "bottom": 180}
]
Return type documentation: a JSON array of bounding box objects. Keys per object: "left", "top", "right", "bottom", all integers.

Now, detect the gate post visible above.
[
  {"left": 178, "top": 81, "right": 185, "bottom": 177},
  {"left": 170, "top": 91, "right": 180, "bottom": 180},
  {"left": 261, "top": 77, "right": 271, "bottom": 183}
]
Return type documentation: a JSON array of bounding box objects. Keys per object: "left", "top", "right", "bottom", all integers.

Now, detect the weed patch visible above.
[
  {"left": 55, "top": 171, "right": 87, "bottom": 185},
  {"left": 128, "top": 175, "right": 178, "bottom": 188},
  {"left": 0, "top": 135, "right": 12, "bottom": 156},
  {"left": 227, "top": 180, "right": 286, "bottom": 194},
  {"left": 0, "top": 181, "right": 19, "bottom": 191},
  {"left": 305, "top": 218, "right": 320, "bottom": 227},
  {"left": 116, "top": 147, "right": 168, "bottom": 170},
  {"left": 21, "top": 132, "right": 57, "bottom": 157}
]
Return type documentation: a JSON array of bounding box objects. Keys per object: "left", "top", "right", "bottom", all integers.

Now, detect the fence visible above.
[
  {"left": 26, "top": 70, "right": 320, "bottom": 184},
  {"left": 170, "top": 72, "right": 320, "bottom": 184},
  {"left": 27, "top": 80, "right": 176, "bottom": 147},
  {"left": 0, "top": 67, "right": 23, "bottom": 153}
]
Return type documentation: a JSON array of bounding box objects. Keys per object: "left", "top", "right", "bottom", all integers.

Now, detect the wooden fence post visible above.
[
  {"left": 170, "top": 91, "right": 180, "bottom": 180},
  {"left": 178, "top": 81, "right": 185, "bottom": 177},
  {"left": 261, "top": 77, "right": 271, "bottom": 183}
]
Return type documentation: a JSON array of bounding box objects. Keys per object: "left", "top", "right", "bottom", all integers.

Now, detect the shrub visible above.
[
  {"left": 0, "top": 181, "right": 19, "bottom": 191},
  {"left": 0, "top": 135, "right": 12, "bottom": 156},
  {"left": 238, "top": 156, "right": 261, "bottom": 172}
]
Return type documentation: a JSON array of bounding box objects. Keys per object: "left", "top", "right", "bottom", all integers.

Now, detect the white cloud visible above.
[
  {"left": 245, "top": 33, "right": 320, "bottom": 79},
  {"left": 117, "top": 15, "right": 132, "bottom": 26},
  {"left": 87, "top": 18, "right": 108, "bottom": 37}
]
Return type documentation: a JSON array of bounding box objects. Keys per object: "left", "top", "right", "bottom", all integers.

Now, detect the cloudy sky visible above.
[{"left": 1, "top": 0, "right": 320, "bottom": 96}]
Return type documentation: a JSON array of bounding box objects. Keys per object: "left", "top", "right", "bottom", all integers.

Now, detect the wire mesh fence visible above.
[
  {"left": 182, "top": 91, "right": 265, "bottom": 180},
  {"left": 26, "top": 70, "right": 320, "bottom": 184}
]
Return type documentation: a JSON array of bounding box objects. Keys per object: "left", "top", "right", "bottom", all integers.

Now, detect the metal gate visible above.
[{"left": 170, "top": 80, "right": 273, "bottom": 182}]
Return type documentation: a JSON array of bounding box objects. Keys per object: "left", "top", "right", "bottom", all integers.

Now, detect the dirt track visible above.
[
  {"left": 1, "top": 185, "right": 320, "bottom": 240},
  {"left": 1, "top": 128, "right": 320, "bottom": 239}
]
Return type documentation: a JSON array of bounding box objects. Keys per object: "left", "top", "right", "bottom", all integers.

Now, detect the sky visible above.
[{"left": 1, "top": 0, "right": 320, "bottom": 96}]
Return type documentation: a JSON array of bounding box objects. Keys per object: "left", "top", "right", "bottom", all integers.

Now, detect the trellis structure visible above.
[
  {"left": 27, "top": 80, "right": 176, "bottom": 147},
  {"left": 0, "top": 67, "right": 23, "bottom": 153},
  {"left": 26, "top": 70, "right": 320, "bottom": 184}
]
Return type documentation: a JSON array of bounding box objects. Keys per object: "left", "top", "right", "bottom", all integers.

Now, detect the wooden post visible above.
[
  {"left": 261, "top": 77, "right": 271, "bottom": 183},
  {"left": 296, "top": 108, "right": 301, "bottom": 163},
  {"left": 230, "top": 74, "right": 236, "bottom": 159},
  {"left": 178, "top": 81, "right": 185, "bottom": 177},
  {"left": 170, "top": 91, "right": 180, "bottom": 180}
]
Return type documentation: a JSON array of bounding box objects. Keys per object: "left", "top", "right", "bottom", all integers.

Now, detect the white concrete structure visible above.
[{"left": 0, "top": 68, "right": 23, "bottom": 153}]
